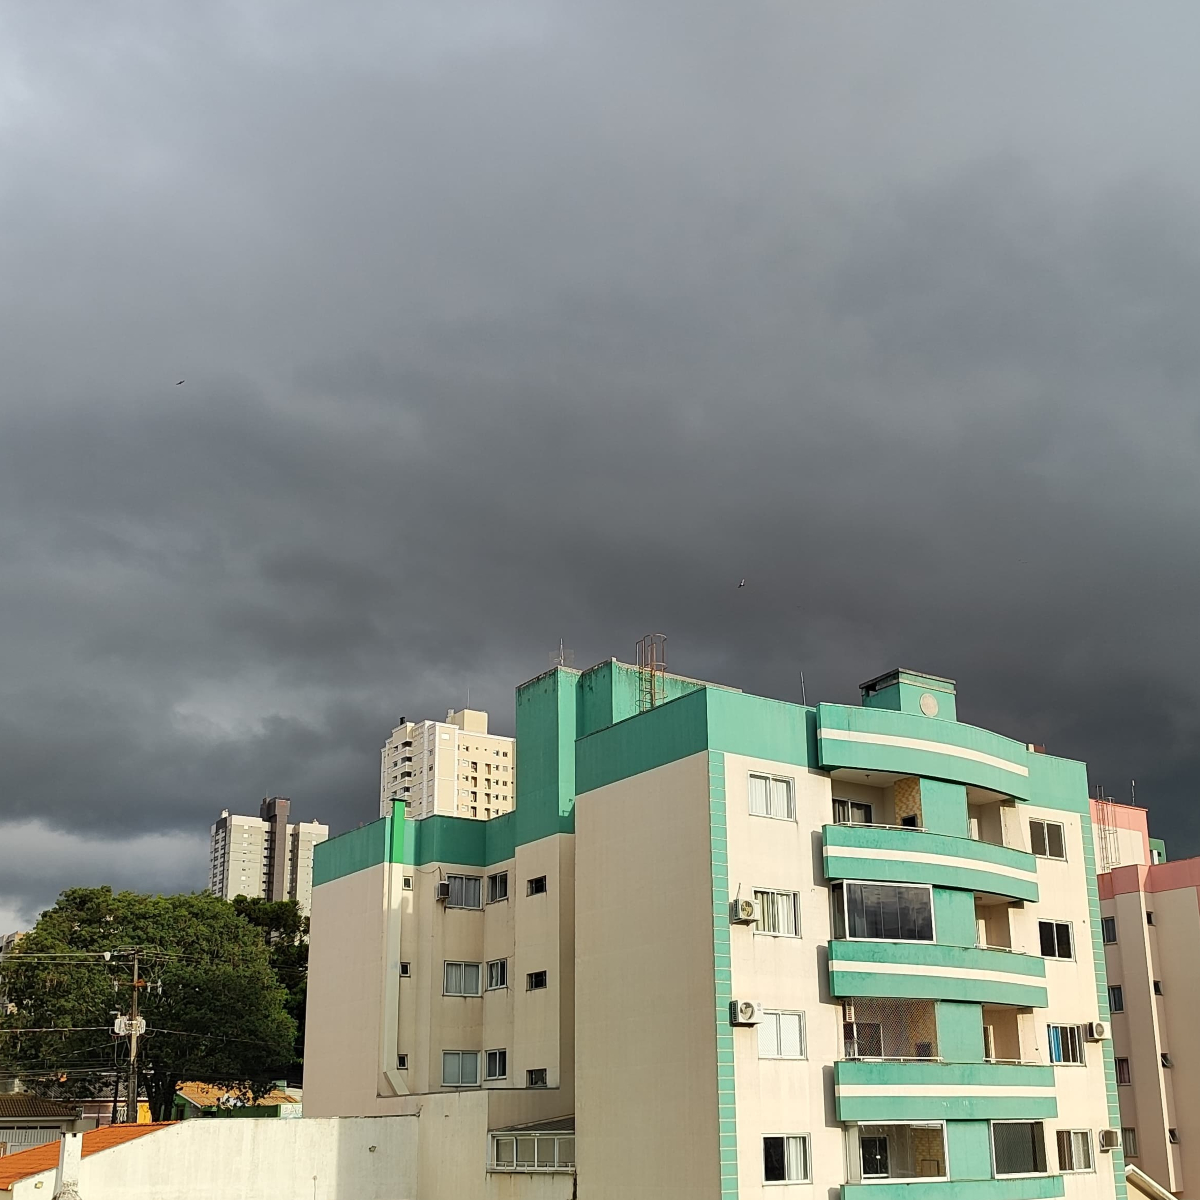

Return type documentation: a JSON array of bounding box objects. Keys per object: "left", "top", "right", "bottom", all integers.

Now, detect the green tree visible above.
[
  {"left": 0, "top": 888, "right": 296, "bottom": 1121},
  {"left": 231, "top": 897, "right": 309, "bottom": 1079}
]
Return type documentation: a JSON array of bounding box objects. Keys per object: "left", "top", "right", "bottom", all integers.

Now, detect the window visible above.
[
  {"left": 490, "top": 1132, "right": 573, "bottom": 1171},
  {"left": 854, "top": 1124, "right": 946, "bottom": 1181},
  {"left": 487, "top": 872, "right": 508, "bottom": 903},
  {"left": 446, "top": 874, "right": 482, "bottom": 908},
  {"left": 1116, "top": 1058, "right": 1131, "bottom": 1085},
  {"left": 763, "top": 1135, "right": 810, "bottom": 1183},
  {"left": 833, "top": 882, "right": 934, "bottom": 942},
  {"left": 1122, "top": 1128, "right": 1138, "bottom": 1158},
  {"left": 444, "top": 961, "right": 482, "bottom": 996},
  {"left": 400, "top": 961, "right": 411, "bottom": 978},
  {"left": 1170, "top": 1129, "right": 1180, "bottom": 1145},
  {"left": 1154, "top": 980, "right": 1164, "bottom": 996},
  {"left": 486, "top": 1049, "right": 507, "bottom": 1080},
  {"left": 442, "top": 1050, "right": 480, "bottom": 1087},
  {"left": 487, "top": 959, "right": 508, "bottom": 990},
  {"left": 527, "top": 970, "right": 548, "bottom": 990},
  {"left": 1038, "top": 921, "right": 1073, "bottom": 959},
  {"left": 1047, "top": 1025, "right": 1085, "bottom": 1065},
  {"left": 527, "top": 1068, "right": 548, "bottom": 1087},
  {"left": 402, "top": 875, "right": 413, "bottom": 890},
  {"left": 1101, "top": 916, "right": 1117, "bottom": 944},
  {"left": 758, "top": 1011, "right": 806, "bottom": 1059},
  {"left": 1029, "top": 820, "right": 1066, "bottom": 860},
  {"left": 754, "top": 889, "right": 801, "bottom": 937},
  {"left": 1108, "top": 985, "right": 1124, "bottom": 1013},
  {"left": 1161, "top": 1053, "right": 1173, "bottom": 1068},
  {"left": 1147, "top": 911, "right": 1155, "bottom": 926},
  {"left": 749, "top": 774, "right": 796, "bottom": 820},
  {"left": 527, "top": 875, "right": 548, "bottom": 896},
  {"left": 1057, "top": 1130, "right": 1094, "bottom": 1173},
  {"left": 834, "top": 799, "right": 874, "bottom": 825},
  {"left": 396, "top": 1053, "right": 408, "bottom": 1070},
  {"left": 993, "top": 1121, "right": 1047, "bottom": 1175}
]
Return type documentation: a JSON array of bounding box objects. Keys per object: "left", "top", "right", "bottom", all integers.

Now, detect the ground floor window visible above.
[
  {"left": 763, "top": 1135, "right": 810, "bottom": 1183},
  {"left": 993, "top": 1121, "right": 1047, "bottom": 1175}
]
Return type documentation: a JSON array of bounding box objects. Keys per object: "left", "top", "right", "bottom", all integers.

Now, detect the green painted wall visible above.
[
  {"left": 1149, "top": 836, "right": 1167, "bottom": 863},
  {"left": 937, "top": 1001, "right": 985, "bottom": 1063},
  {"left": 946, "top": 1121, "right": 1001, "bottom": 1183},
  {"left": 575, "top": 659, "right": 704, "bottom": 739},
  {"left": 933, "top": 888, "right": 979, "bottom": 948},
  {"left": 844, "top": 1177, "right": 1063, "bottom": 1200},
  {"left": 861, "top": 669, "right": 959, "bottom": 723},
  {"left": 921, "top": 779, "right": 970, "bottom": 837},
  {"left": 515, "top": 667, "right": 579, "bottom": 842}
]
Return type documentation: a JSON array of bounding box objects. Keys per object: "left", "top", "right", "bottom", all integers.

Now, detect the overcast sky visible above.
[{"left": 4, "top": 2, "right": 1200, "bottom": 930}]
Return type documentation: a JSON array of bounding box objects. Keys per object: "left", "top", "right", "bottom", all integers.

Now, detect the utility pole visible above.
[{"left": 126, "top": 950, "right": 140, "bottom": 1124}]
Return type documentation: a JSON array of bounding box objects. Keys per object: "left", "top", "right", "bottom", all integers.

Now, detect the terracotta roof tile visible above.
[
  {"left": 0, "top": 1123, "right": 171, "bottom": 1190},
  {"left": 0, "top": 1097, "right": 79, "bottom": 1120}
]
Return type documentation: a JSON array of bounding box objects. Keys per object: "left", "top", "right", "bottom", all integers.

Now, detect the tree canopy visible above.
[{"left": 0, "top": 887, "right": 296, "bottom": 1120}]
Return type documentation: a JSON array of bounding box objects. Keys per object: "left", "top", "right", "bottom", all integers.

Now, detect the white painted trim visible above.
[
  {"left": 830, "top": 959, "right": 1041, "bottom": 985},
  {"left": 819, "top": 728, "right": 1029, "bottom": 778},
  {"left": 824, "top": 846, "right": 1036, "bottom": 881},
  {"left": 838, "top": 1084, "right": 1052, "bottom": 1098}
]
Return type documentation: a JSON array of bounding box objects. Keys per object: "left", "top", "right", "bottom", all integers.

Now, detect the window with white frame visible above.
[
  {"left": 487, "top": 959, "right": 508, "bottom": 990},
  {"left": 763, "top": 1134, "right": 810, "bottom": 1183},
  {"left": 1029, "top": 820, "right": 1066, "bottom": 860},
  {"left": 487, "top": 872, "right": 508, "bottom": 903},
  {"left": 1056, "top": 1130, "right": 1093, "bottom": 1173},
  {"left": 1038, "top": 921, "right": 1073, "bottom": 959},
  {"left": 832, "top": 881, "right": 934, "bottom": 942},
  {"left": 834, "top": 798, "right": 874, "bottom": 825},
  {"left": 485, "top": 1049, "right": 507, "bottom": 1080},
  {"left": 490, "top": 1132, "right": 574, "bottom": 1172},
  {"left": 749, "top": 774, "right": 796, "bottom": 820},
  {"left": 446, "top": 874, "right": 482, "bottom": 908},
  {"left": 992, "top": 1121, "right": 1047, "bottom": 1175},
  {"left": 444, "top": 961, "right": 482, "bottom": 996},
  {"left": 758, "top": 1011, "right": 806, "bottom": 1059},
  {"left": 442, "top": 1050, "right": 480, "bottom": 1087},
  {"left": 754, "top": 889, "right": 801, "bottom": 937},
  {"left": 1047, "top": 1025, "right": 1084, "bottom": 1065}
]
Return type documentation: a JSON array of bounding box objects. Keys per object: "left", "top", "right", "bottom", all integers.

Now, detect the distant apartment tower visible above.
[
  {"left": 380, "top": 709, "right": 515, "bottom": 821},
  {"left": 208, "top": 797, "right": 329, "bottom": 915}
]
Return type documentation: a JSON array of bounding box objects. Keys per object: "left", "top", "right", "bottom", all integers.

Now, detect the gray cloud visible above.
[{"left": 3, "top": 1, "right": 1200, "bottom": 925}]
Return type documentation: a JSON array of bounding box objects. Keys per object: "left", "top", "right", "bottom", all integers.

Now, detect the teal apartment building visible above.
[{"left": 305, "top": 661, "right": 1124, "bottom": 1200}]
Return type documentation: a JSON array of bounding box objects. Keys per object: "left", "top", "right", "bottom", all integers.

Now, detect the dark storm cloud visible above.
[{"left": 3, "top": 0, "right": 1200, "bottom": 925}]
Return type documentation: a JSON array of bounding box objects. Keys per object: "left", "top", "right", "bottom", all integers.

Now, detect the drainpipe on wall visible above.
[{"left": 53, "top": 1131, "right": 82, "bottom": 1200}]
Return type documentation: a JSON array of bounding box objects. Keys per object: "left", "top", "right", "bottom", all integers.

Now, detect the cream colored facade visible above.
[
  {"left": 310, "top": 660, "right": 1124, "bottom": 1200},
  {"left": 381, "top": 708, "right": 516, "bottom": 821},
  {"left": 1095, "top": 801, "right": 1200, "bottom": 1197},
  {"left": 208, "top": 806, "right": 328, "bottom": 915}
]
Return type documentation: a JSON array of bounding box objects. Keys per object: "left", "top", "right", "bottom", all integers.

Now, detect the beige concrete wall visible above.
[
  {"left": 725, "top": 753, "right": 844, "bottom": 1198},
  {"left": 1018, "top": 805, "right": 1122, "bottom": 1200},
  {"left": 575, "top": 751, "right": 721, "bottom": 1200},
  {"left": 8, "top": 1117, "right": 421, "bottom": 1200}
]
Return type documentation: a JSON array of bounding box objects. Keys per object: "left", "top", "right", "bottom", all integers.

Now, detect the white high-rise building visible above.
[
  {"left": 208, "top": 797, "right": 328, "bottom": 915},
  {"left": 379, "top": 708, "right": 515, "bottom": 821}
]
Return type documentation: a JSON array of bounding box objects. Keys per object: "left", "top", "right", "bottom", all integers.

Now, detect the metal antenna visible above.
[{"left": 800, "top": 670, "right": 807, "bottom": 706}]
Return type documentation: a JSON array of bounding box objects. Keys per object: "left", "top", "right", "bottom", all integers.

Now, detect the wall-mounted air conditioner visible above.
[
  {"left": 1087, "top": 1022, "right": 1110, "bottom": 1041},
  {"left": 1099, "top": 1129, "right": 1121, "bottom": 1152},
  {"left": 435, "top": 881, "right": 451, "bottom": 901},
  {"left": 729, "top": 898, "right": 760, "bottom": 925},
  {"left": 729, "top": 999, "right": 764, "bottom": 1027}
]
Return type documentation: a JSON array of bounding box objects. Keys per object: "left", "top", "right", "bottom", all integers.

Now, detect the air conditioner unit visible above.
[
  {"left": 729, "top": 898, "right": 760, "bottom": 925},
  {"left": 1087, "top": 1021, "right": 1110, "bottom": 1041},
  {"left": 1099, "top": 1129, "right": 1121, "bottom": 1152},
  {"left": 729, "top": 999, "right": 764, "bottom": 1027},
  {"left": 435, "top": 881, "right": 451, "bottom": 901}
]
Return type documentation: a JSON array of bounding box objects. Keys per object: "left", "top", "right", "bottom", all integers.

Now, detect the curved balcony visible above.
[
  {"left": 842, "top": 1177, "right": 1064, "bottom": 1200},
  {"left": 823, "top": 823, "right": 1039, "bottom": 903},
  {"left": 834, "top": 1059, "right": 1057, "bottom": 1122},
  {"left": 817, "top": 704, "right": 1032, "bottom": 800},
  {"left": 829, "top": 941, "right": 1047, "bottom": 1008}
]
